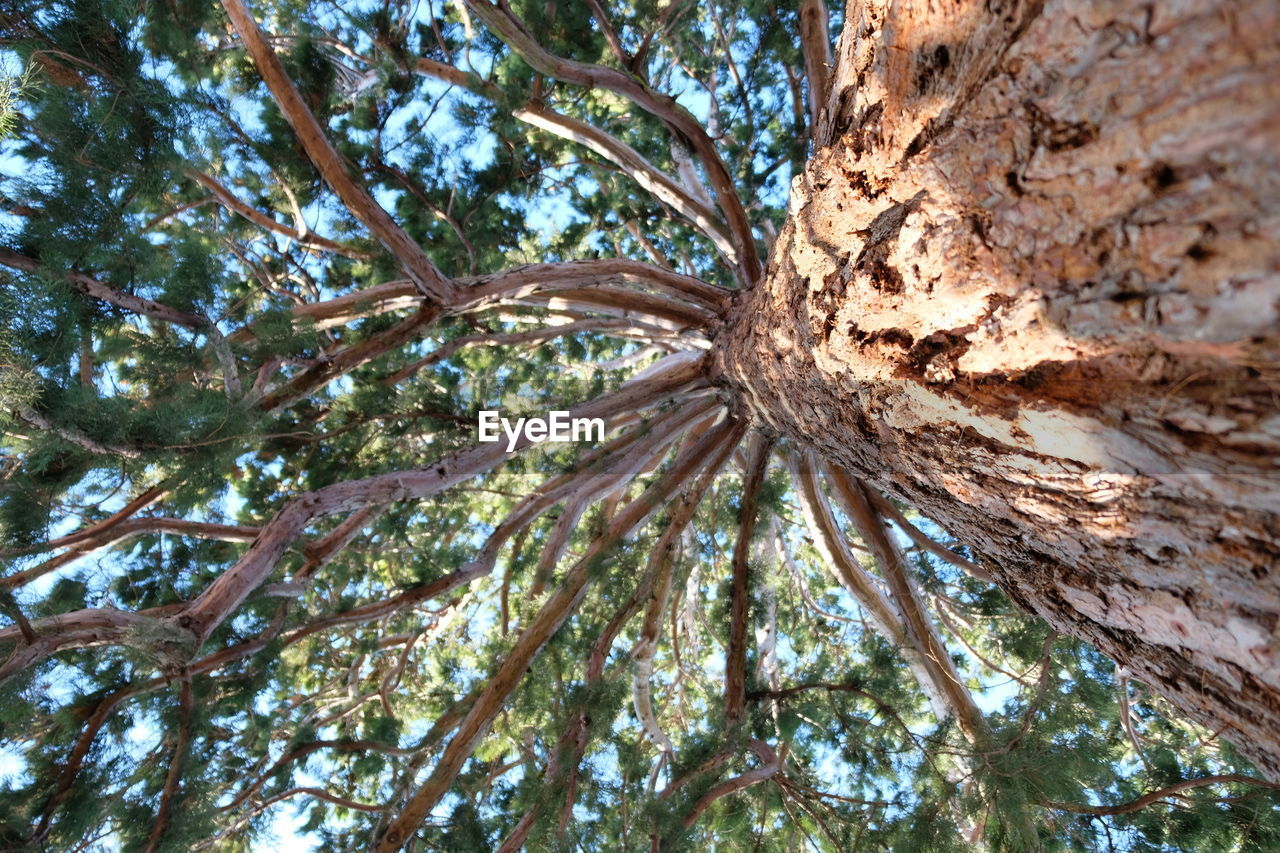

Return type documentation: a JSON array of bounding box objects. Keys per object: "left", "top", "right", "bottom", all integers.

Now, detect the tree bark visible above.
[{"left": 720, "top": 0, "right": 1280, "bottom": 777}]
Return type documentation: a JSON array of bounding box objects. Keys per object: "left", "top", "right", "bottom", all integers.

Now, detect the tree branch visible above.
[
  {"left": 374, "top": 416, "right": 745, "bottom": 851},
  {"left": 825, "top": 465, "right": 989, "bottom": 744},
  {"left": 2, "top": 518, "right": 259, "bottom": 591},
  {"left": 456, "top": 257, "right": 729, "bottom": 316},
  {"left": 1043, "top": 774, "right": 1280, "bottom": 817},
  {"left": 726, "top": 434, "right": 774, "bottom": 723},
  {"left": 232, "top": 259, "right": 726, "bottom": 362},
  {"left": 380, "top": 318, "right": 682, "bottom": 387},
  {"left": 1, "top": 483, "right": 170, "bottom": 559},
  {"left": 184, "top": 353, "right": 709, "bottom": 642},
  {"left": 252, "top": 304, "right": 442, "bottom": 411},
  {"left": 220, "top": 0, "right": 454, "bottom": 303},
  {"left": 678, "top": 740, "right": 780, "bottom": 831},
  {"left": 0, "top": 248, "right": 204, "bottom": 330},
  {"left": 785, "top": 453, "right": 902, "bottom": 642},
  {"left": 631, "top": 419, "right": 739, "bottom": 754},
  {"left": 514, "top": 104, "right": 739, "bottom": 268},
  {"left": 798, "top": 0, "right": 833, "bottom": 136},
  {"left": 186, "top": 168, "right": 371, "bottom": 259},
  {"left": 786, "top": 452, "right": 958, "bottom": 727},
  {"left": 501, "top": 429, "right": 737, "bottom": 851},
  {"left": 12, "top": 406, "right": 144, "bottom": 459},
  {"left": 462, "top": 0, "right": 761, "bottom": 286},
  {"left": 584, "top": 0, "right": 633, "bottom": 68},
  {"left": 867, "top": 489, "right": 993, "bottom": 583},
  {"left": 144, "top": 678, "right": 193, "bottom": 853},
  {"left": 0, "top": 605, "right": 186, "bottom": 685}
]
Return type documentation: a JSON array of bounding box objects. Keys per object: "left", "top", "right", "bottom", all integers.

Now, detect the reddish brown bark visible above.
[
  {"left": 719, "top": 0, "right": 1280, "bottom": 777},
  {"left": 374, "top": 418, "right": 745, "bottom": 852},
  {"left": 461, "top": 0, "right": 762, "bottom": 286},
  {"left": 725, "top": 435, "right": 774, "bottom": 723},
  {"left": 221, "top": 0, "right": 454, "bottom": 303}
]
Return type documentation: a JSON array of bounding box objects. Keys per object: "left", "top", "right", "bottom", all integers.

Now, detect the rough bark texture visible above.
[{"left": 720, "top": 0, "right": 1280, "bottom": 776}]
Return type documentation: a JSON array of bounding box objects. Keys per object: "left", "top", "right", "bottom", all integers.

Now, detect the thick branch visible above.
[
  {"left": 785, "top": 453, "right": 902, "bottom": 642},
  {"left": 726, "top": 434, "right": 774, "bottom": 723},
  {"left": 462, "top": 0, "right": 761, "bottom": 286},
  {"left": 0, "top": 606, "right": 187, "bottom": 684},
  {"left": 826, "top": 466, "right": 988, "bottom": 744},
  {"left": 253, "top": 304, "right": 441, "bottom": 411},
  {"left": 220, "top": 0, "right": 453, "bottom": 302},
  {"left": 1, "top": 483, "right": 170, "bottom": 559},
  {"left": 0, "top": 249, "right": 204, "bottom": 329},
  {"left": 13, "top": 406, "right": 144, "bottom": 459},
  {"left": 374, "top": 416, "right": 745, "bottom": 851},
  {"left": 381, "top": 318, "right": 681, "bottom": 386},
  {"left": 234, "top": 259, "right": 725, "bottom": 358}
]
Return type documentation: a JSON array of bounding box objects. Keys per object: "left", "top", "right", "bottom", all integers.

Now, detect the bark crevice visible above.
[{"left": 717, "top": 0, "right": 1280, "bottom": 779}]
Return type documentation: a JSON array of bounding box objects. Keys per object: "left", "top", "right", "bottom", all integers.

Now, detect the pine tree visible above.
[{"left": 1, "top": 1, "right": 1277, "bottom": 850}]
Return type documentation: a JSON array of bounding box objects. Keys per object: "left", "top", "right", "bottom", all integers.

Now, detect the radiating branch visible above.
[
  {"left": 0, "top": 360, "right": 710, "bottom": 688},
  {"left": 380, "top": 318, "right": 682, "bottom": 386},
  {"left": 726, "top": 434, "right": 774, "bottom": 723},
  {"left": 631, "top": 417, "right": 740, "bottom": 754},
  {"left": 184, "top": 353, "right": 709, "bottom": 642},
  {"left": 374, "top": 416, "right": 745, "bottom": 852},
  {"left": 825, "top": 465, "right": 989, "bottom": 744},
  {"left": 220, "top": 0, "right": 454, "bottom": 303},
  {"left": 462, "top": 0, "right": 762, "bottom": 286},
  {"left": 786, "top": 451, "right": 955, "bottom": 727},
  {"left": 456, "top": 258, "right": 730, "bottom": 316},
  {"left": 500, "top": 426, "right": 739, "bottom": 851}
]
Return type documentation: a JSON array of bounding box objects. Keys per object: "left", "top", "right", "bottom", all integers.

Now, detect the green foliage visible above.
[{"left": 0, "top": 1, "right": 1275, "bottom": 852}]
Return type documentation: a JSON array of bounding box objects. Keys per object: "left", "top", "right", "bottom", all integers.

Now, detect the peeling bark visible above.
[{"left": 720, "top": 0, "right": 1280, "bottom": 777}]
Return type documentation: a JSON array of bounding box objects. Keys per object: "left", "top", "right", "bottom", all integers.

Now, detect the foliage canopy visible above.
[{"left": 1, "top": 1, "right": 1277, "bottom": 850}]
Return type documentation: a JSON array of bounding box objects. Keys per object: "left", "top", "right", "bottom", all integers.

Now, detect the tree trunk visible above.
[{"left": 720, "top": 0, "right": 1280, "bottom": 777}]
